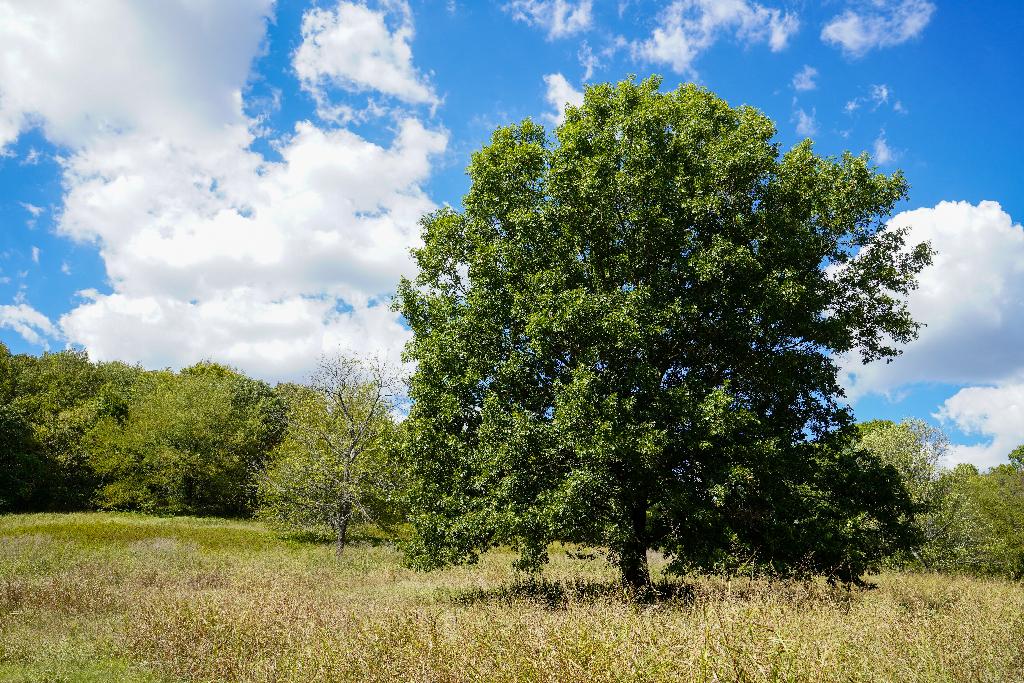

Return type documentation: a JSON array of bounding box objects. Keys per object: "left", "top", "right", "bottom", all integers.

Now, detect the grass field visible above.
[{"left": 1, "top": 513, "right": 1022, "bottom": 682}]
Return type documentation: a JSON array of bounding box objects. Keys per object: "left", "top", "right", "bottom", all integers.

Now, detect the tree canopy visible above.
[
  {"left": 87, "top": 362, "right": 285, "bottom": 516},
  {"left": 396, "top": 76, "right": 932, "bottom": 588}
]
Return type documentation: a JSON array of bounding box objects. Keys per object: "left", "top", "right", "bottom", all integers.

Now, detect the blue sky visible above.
[{"left": 1, "top": 0, "right": 1022, "bottom": 467}]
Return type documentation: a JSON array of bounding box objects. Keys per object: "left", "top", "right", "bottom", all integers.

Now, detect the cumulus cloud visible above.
[
  {"left": 937, "top": 383, "right": 1024, "bottom": 469},
  {"left": 0, "top": 0, "right": 273, "bottom": 149},
  {"left": 62, "top": 291, "right": 412, "bottom": 382},
  {"left": 843, "top": 201, "right": 1024, "bottom": 398},
  {"left": 58, "top": 118, "right": 445, "bottom": 302},
  {"left": 633, "top": 0, "right": 798, "bottom": 75},
  {"left": 294, "top": 0, "right": 439, "bottom": 117},
  {"left": 0, "top": 0, "right": 446, "bottom": 381},
  {"left": 505, "top": 0, "right": 593, "bottom": 39},
  {"left": 822, "top": 0, "right": 935, "bottom": 57},
  {"left": 0, "top": 303, "right": 57, "bottom": 347},
  {"left": 542, "top": 73, "right": 584, "bottom": 126},
  {"left": 840, "top": 201, "right": 1024, "bottom": 468},
  {"left": 792, "top": 65, "right": 817, "bottom": 91}
]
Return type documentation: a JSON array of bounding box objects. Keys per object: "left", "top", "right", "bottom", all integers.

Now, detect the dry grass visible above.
[{"left": 1, "top": 513, "right": 1022, "bottom": 682}]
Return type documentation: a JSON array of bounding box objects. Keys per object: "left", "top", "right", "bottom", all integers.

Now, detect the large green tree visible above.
[{"left": 397, "top": 77, "right": 930, "bottom": 588}]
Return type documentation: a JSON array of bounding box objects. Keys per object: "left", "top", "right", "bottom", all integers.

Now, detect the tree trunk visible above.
[
  {"left": 618, "top": 496, "right": 652, "bottom": 593},
  {"left": 334, "top": 500, "right": 352, "bottom": 557},
  {"left": 619, "top": 543, "right": 651, "bottom": 592}
]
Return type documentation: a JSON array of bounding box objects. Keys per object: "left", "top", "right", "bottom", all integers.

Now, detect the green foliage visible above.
[
  {"left": 0, "top": 403, "right": 44, "bottom": 511},
  {"left": 87, "top": 362, "right": 285, "bottom": 516},
  {"left": 856, "top": 419, "right": 951, "bottom": 566},
  {"left": 397, "top": 77, "right": 930, "bottom": 587},
  {"left": 0, "top": 343, "right": 115, "bottom": 509},
  {"left": 969, "top": 457, "right": 1024, "bottom": 578},
  {"left": 857, "top": 421, "right": 1024, "bottom": 577},
  {"left": 858, "top": 419, "right": 947, "bottom": 507},
  {"left": 1008, "top": 444, "right": 1024, "bottom": 469},
  {"left": 258, "top": 355, "right": 404, "bottom": 553},
  {"left": 922, "top": 463, "right": 1006, "bottom": 574}
]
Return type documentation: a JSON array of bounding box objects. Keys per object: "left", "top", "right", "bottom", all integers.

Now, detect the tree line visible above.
[
  {"left": 0, "top": 344, "right": 404, "bottom": 551},
  {"left": 0, "top": 345, "right": 282, "bottom": 516},
  {"left": 3, "top": 77, "right": 1022, "bottom": 588},
  {"left": 1, "top": 341, "right": 1022, "bottom": 581}
]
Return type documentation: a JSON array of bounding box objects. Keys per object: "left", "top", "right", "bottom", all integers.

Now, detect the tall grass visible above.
[{"left": 1, "top": 512, "right": 1022, "bottom": 682}]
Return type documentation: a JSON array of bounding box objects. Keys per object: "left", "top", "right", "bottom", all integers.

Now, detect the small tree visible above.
[
  {"left": 259, "top": 354, "right": 402, "bottom": 556},
  {"left": 927, "top": 463, "right": 1003, "bottom": 574},
  {"left": 858, "top": 419, "right": 947, "bottom": 502}
]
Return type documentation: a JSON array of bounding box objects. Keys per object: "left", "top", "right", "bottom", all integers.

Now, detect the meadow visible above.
[{"left": 1, "top": 513, "right": 1022, "bottom": 683}]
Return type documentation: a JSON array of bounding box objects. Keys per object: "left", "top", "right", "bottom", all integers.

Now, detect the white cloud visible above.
[
  {"left": 634, "top": 0, "right": 799, "bottom": 75},
  {"left": 542, "top": 73, "right": 584, "bottom": 126},
  {"left": 792, "top": 65, "right": 817, "bottom": 91},
  {"left": 30, "top": 246, "right": 39, "bottom": 264},
  {"left": 0, "top": 0, "right": 447, "bottom": 381},
  {"left": 578, "top": 41, "right": 599, "bottom": 81},
  {"left": 873, "top": 131, "right": 896, "bottom": 165},
  {"left": 0, "top": 303, "right": 56, "bottom": 346},
  {"left": 843, "top": 201, "right": 1024, "bottom": 399},
  {"left": 62, "top": 291, "right": 413, "bottom": 382},
  {"left": 845, "top": 83, "right": 900, "bottom": 114},
  {"left": 55, "top": 115, "right": 445, "bottom": 381},
  {"left": 0, "top": 0, "right": 274, "bottom": 150},
  {"left": 793, "top": 107, "right": 817, "bottom": 136},
  {"left": 937, "top": 383, "right": 1024, "bottom": 469},
  {"left": 870, "top": 83, "right": 890, "bottom": 105},
  {"left": 293, "top": 0, "right": 439, "bottom": 116},
  {"left": 20, "top": 202, "right": 43, "bottom": 217},
  {"left": 822, "top": 0, "right": 935, "bottom": 57},
  {"left": 505, "top": 0, "right": 593, "bottom": 39},
  {"left": 843, "top": 200, "right": 1024, "bottom": 468},
  {"left": 58, "top": 119, "right": 445, "bottom": 304}
]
